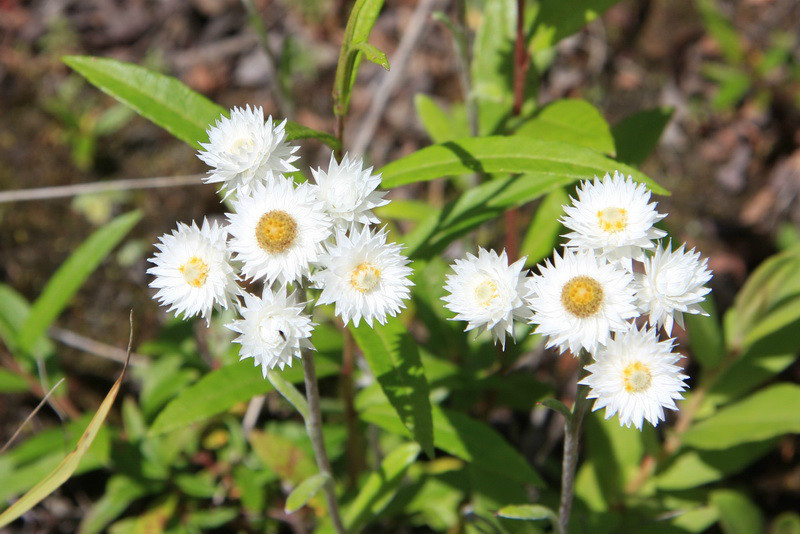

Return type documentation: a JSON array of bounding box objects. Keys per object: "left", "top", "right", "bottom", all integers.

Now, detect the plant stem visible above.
[
  {"left": 302, "top": 353, "right": 348, "bottom": 534},
  {"left": 557, "top": 350, "right": 593, "bottom": 534}
]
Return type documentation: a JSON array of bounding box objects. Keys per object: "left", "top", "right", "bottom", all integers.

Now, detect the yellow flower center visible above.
[
  {"left": 350, "top": 262, "right": 381, "bottom": 293},
  {"left": 623, "top": 361, "right": 653, "bottom": 393},
  {"left": 474, "top": 279, "right": 499, "bottom": 308},
  {"left": 179, "top": 256, "right": 209, "bottom": 288},
  {"left": 255, "top": 210, "right": 297, "bottom": 253},
  {"left": 561, "top": 276, "right": 604, "bottom": 318},
  {"left": 597, "top": 207, "right": 628, "bottom": 233}
]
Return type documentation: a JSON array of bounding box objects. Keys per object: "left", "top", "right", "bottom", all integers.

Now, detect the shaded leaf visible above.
[
  {"left": 358, "top": 397, "right": 542, "bottom": 487},
  {"left": 249, "top": 431, "right": 316, "bottom": 485},
  {"left": 351, "top": 318, "right": 434, "bottom": 458},
  {"left": 611, "top": 108, "right": 674, "bottom": 166},
  {"left": 711, "top": 489, "right": 764, "bottom": 534},
  {"left": 343, "top": 443, "right": 420, "bottom": 532}
]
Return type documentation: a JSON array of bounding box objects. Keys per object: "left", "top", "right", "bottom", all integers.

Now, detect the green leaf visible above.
[
  {"left": 343, "top": 442, "right": 420, "bottom": 532},
  {"left": 471, "top": 0, "right": 516, "bottom": 135},
  {"left": 520, "top": 186, "right": 568, "bottom": 267},
  {"left": 685, "top": 298, "right": 725, "bottom": 369},
  {"left": 516, "top": 99, "right": 615, "bottom": 155},
  {"left": 0, "top": 368, "right": 28, "bottom": 393},
  {"left": 0, "top": 357, "right": 128, "bottom": 527},
  {"left": 414, "top": 95, "right": 470, "bottom": 143},
  {"left": 711, "top": 489, "right": 764, "bottom": 534},
  {"left": 267, "top": 369, "right": 310, "bottom": 422},
  {"left": 150, "top": 350, "right": 340, "bottom": 435},
  {"left": 63, "top": 55, "right": 339, "bottom": 150},
  {"left": 655, "top": 440, "right": 774, "bottom": 490},
  {"left": 351, "top": 318, "right": 434, "bottom": 458},
  {"left": 333, "top": 0, "right": 385, "bottom": 117},
  {"left": 539, "top": 398, "right": 572, "bottom": 421},
  {"left": 17, "top": 210, "right": 141, "bottom": 355},
  {"left": 683, "top": 384, "right": 800, "bottom": 449},
  {"left": 611, "top": 108, "right": 674, "bottom": 166},
  {"left": 359, "top": 399, "right": 543, "bottom": 487},
  {"left": 725, "top": 245, "right": 800, "bottom": 351},
  {"left": 353, "top": 42, "right": 389, "bottom": 70},
  {"left": 529, "top": 0, "right": 621, "bottom": 52},
  {"left": 401, "top": 173, "right": 567, "bottom": 259},
  {"left": 496, "top": 504, "right": 557, "bottom": 523},
  {"left": 378, "top": 136, "right": 667, "bottom": 194},
  {"left": 79, "top": 475, "right": 158, "bottom": 534},
  {"left": 285, "top": 473, "right": 330, "bottom": 514},
  {"left": 771, "top": 512, "right": 800, "bottom": 534},
  {"left": 375, "top": 199, "right": 434, "bottom": 223},
  {"left": 63, "top": 56, "right": 224, "bottom": 149}
]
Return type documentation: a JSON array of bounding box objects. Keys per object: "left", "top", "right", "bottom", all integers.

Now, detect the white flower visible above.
[
  {"left": 313, "top": 226, "right": 413, "bottom": 327},
  {"left": 228, "top": 286, "right": 314, "bottom": 375},
  {"left": 441, "top": 248, "right": 531, "bottom": 348},
  {"left": 147, "top": 218, "right": 238, "bottom": 323},
  {"left": 579, "top": 325, "right": 688, "bottom": 430},
  {"left": 198, "top": 106, "right": 299, "bottom": 197},
  {"left": 561, "top": 171, "right": 667, "bottom": 269},
  {"left": 311, "top": 152, "right": 388, "bottom": 229},
  {"left": 227, "top": 175, "right": 332, "bottom": 285},
  {"left": 526, "top": 248, "right": 638, "bottom": 355},
  {"left": 636, "top": 241, "right": 713, "bottom": 334}
]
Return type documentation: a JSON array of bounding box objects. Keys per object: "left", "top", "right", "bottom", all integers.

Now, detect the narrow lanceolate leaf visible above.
[
  {"left": 150, "top": 351, "right": 340, "bottom": 435},
  {"left": 285, "top": 473, "right": 330, "bottom": 514},
  {"left": 353, "top": 42, "right": 390, "bottom": 70},
  {"left": 496, "top": 504, "right": 557, "bottom": 523},
  {"left": 378, "top": 137, "right": 667, "bottom": 194},
  {"left": 17, "top": 211, "right": 141, "bottom": 355},
  {"left": 351, "top": 319, "right": 434, "bottom": 458},
  {"left": 343, "top": 442, "right": 420, "bottom": 532},
  {"left": 62, "top": 56, "right": 339, "bottom": 150},
  {"left": 0, "top": 354, "right": 130, "bottom": 527},
  {"left": 515, "top": 99, "right": 616, "bottom": 156},
  {"left": 683, "top": 384, "right": 800, "bottom": 450}
]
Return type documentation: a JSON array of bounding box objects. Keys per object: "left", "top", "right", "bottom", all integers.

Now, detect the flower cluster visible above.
[
  {"left": 442, "top": 172, "right": 712, "bottom": 429},
  {"left": 148, "top": 106, "right": 413, "bottom": 377}
]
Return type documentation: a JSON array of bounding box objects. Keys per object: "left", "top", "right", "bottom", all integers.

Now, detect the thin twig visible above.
[
  {"left": 557, "top": 351, "right": 592, "bottom": 534},
  {"left": 0, "top": 174, "right": 205, "bottom": 204},
  {"left": 302, "top": 353, "right": 347, "bottom": 534},
  {"left": 0, "top": 378, "right": 66, "bottom": 455},
  {"left": 49, "top": 327, "right": 148, "bottom": 366},
  {"left": 351, "top": 0, "right": 442, "bottom": 156}
]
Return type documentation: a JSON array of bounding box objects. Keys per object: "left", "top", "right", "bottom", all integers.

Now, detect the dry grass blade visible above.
[
  {"left": 0, "top": 377, "right": 66, "bottom": 455},
  {"left": 0, "top": 312, "right": 134, "bottom": 528}
]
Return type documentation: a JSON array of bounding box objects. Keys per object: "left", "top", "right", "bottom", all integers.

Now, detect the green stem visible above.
[
  {"left": 302, "top": 352, "right": 348, "bottom": 534},
  {"left": 557, "top": 350, "right": 593, "bottom": 534}
]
